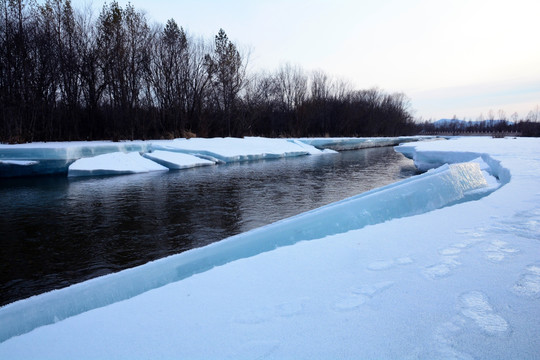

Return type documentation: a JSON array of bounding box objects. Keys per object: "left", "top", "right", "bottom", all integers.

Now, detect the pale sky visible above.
[{"left": 75, "top": 0, "right": 540, "bottom": 121}]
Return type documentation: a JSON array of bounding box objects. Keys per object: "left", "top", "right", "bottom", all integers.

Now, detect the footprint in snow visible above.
[
  {"left": 333, "top": 294, "right": 370, "bottom": 311},
  {"left": 439, "top": 247, "right": 462, "bottom": 256},
  {"left": 367, "top": 260, "right": 394, "bottom": 271},
  {"left": 483, "top": 240, "right": 518, "bottom": 262},
  {"left": 236, "top": 340, "right": 279, "bottom": 359},
  {"left": 234, "top": 308, "right": 273, "bottom": 324},
  {"left": 367, "top": 256, "right": 414, "bottom": 271},
  {"left": 351, "top": 280, "right": 395, "bottom": 297},
  {"left": 423, "top": 257, "right": 461, "bottom": 279},
  {"left": 333, "top": 281, "right": 394, "bottom": 312},
  {"left": 459, "top": 291, "right": 508, "bottom": 335},
  {"left": 424, "top": 241, "right": 479, "bottom": 279},
  {"left": 433, "top": 317, "right": 474, "bottom": 360},
  {"left": 234, "top": 299, "right": 306, "bottom": 324},
  {"left": 513, "top": 263, "right": 540, "bottom": 298},
  {"left": 275, "top": 301, "right": 305, "bottom": 317}
]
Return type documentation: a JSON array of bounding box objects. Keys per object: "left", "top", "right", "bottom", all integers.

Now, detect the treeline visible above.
[
  {"left": 418, "top": 108, "right": 540, "bottom": 137},
  {"left": 0, "top": 0, "right": 415, "bottom": 143}
]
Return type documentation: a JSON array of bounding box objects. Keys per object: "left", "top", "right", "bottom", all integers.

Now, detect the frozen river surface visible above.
[{"left": 0, "top": 146, "right": 417, "bottom": 306}]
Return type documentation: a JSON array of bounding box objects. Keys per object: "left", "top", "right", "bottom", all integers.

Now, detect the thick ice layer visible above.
[
  {"left": 0, "top": 141, "right": 153, "bottom": 177},
  {"left": 0, "top": 158, "right": 497, "bottom": 342},
  {"left": 0, "top": 160, "right": 38, "bottom": 165},
  {"left": 152, "top": 137, "right": 313, "bottom": 163},
  {"left": 67, "top": 152, "right": 169, "bottom": 177},
  {"left": 0, "top": 141, "right": 152, "bottom": 161},
  {"left": 0, "top": 137, "right": 325, "bottom": 177},
  {"left": 298, "top": 136, "right": 429, "bottom": 151},
  {"left": 395, "top": 140, "right": 511, "bottom": 184},
  {"left": 142, "top": 150, "right": 215, "bottom": 169}
]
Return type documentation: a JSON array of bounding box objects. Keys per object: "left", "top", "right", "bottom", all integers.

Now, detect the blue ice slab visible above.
[
  {"left": 0, "top": 157, "right": 503, "bottom": 343},
  {"left": 395, "top": 144, "right": 511, "bottom": 184},
  {"left": 0, "top": 142, "right": 152, "bottom": 177},
  {"left": 298, "top": 136, "right": 427, "bottom": 151}
]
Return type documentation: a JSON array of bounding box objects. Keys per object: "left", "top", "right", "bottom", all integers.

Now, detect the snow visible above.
[
  {"left": 287, "top": 138, "right": 339, "bottom": 154},
  {"left": 1, "top": 137, "right": 539, "bottom": 359},
  {"left": 142, "top": 150, "right": 215, "bottom": 169},
  {"left": 67, "top": 152, "right": 169, "bottom": 177},
  {"left": 0, "top": 137, "right": 337, "bottom": 177},
  {"left": 152, "top": 136, "right": 320, "bottom": 162},
  {"left": 0, "top": 160, "right": 38, "bottom": 166}
]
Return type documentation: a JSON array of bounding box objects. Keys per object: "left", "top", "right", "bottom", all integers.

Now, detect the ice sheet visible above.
[
  {"left": 68, "top": 152, "right": 169, "bottom": 177},
  {"left": 0, "top": 137, "right": 326, "bottom": 177},
  {"left": 142, "top": 150, "right": 215, "bottom": 169},
  {"left": 298, "top": 136, "right": 430, "bottom": 150},
  {"left": 152, "top": 137, "right": 315, "bottom": 162}
]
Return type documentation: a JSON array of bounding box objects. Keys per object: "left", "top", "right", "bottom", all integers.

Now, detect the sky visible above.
[{"left": 73, "top": 0, "right": 540, "bottom": 121}]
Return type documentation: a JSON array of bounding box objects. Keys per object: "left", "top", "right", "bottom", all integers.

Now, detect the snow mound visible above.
[{"left": 68, "top": 152, "right": 169, "bottom": 177}]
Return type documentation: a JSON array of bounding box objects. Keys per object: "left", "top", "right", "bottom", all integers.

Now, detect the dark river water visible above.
[{"left": 0, "top": 146, "right": 419, "bottom": 306}]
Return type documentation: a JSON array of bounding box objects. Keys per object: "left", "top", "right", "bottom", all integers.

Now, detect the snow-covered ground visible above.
[{"left": 0, "top": 137, "right": 539, "bottom": 359}]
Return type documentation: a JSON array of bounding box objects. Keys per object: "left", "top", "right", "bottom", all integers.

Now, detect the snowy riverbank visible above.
[
  {"left": 1, "top": 137, "right": 539, "bottom": 359},
  {"left": 0, "top": 136, "right": 426, "bottom": 177}
]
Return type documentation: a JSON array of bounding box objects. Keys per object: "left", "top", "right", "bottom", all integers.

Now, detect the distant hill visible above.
[{"left": 433, "top": 119, "right": 513, "bottom": 128}]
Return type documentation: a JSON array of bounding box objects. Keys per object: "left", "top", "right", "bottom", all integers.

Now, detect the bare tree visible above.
[
  {"left": 275, "top": 63, "right": 307, "bottom": 112},
  {"left": 498, "top": 109, "right": 507, "bottom": 122},
  {"left": 207, "top": 28, "right": 246, "bottom": 135},
  {"left": 96, "top": 1, "right": 151, "bottom": 138},
  {"left": 151, "top": 18, "right": 189, "bottom": 135}
]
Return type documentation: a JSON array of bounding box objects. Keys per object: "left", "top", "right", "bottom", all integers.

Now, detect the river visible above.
[{"left": 0, "top": 146, "right": 419, "bottom": 306}]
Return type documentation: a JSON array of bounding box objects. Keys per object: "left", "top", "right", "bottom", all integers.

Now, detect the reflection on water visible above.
[{"left": 0, "top": 147, "right": 419, "bottom": 305}]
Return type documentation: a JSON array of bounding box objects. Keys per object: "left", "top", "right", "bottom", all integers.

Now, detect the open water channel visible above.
[{"left": 0, "top": 146, "right": 419, "bottom": 306}]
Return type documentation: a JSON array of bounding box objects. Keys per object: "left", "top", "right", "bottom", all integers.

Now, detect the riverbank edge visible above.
[{"left": 0, "top": 136, "right": 434, "bottom": 178}]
